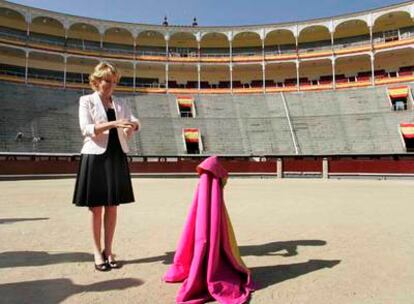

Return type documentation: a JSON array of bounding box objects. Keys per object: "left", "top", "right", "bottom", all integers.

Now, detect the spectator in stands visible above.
[
  {"left": 15, "top": 131, "right": 23, "bottom": 141},
  {"left": 72, "top": 61, "right": 140, "bottom": 271},
  {"left": 32, "top": 136, "right": 42, "bottom": 143}
]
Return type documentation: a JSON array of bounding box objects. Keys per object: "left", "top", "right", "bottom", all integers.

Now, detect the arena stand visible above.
[
  {"left": 1, "top": 81, "right": 414, "bottom": 178},
  {"left": 1, "top": 0, "right": 414, "bottom": 177}
]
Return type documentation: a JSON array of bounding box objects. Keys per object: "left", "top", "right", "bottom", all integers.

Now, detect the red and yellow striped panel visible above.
[
  {"left": 400, "top": 123, "right": 414, "bottom": 139},
  {"left": 184, "top": 128, "right": 199, "bottom": 143},
  {"left": 177, "top": 96, "right": 194, "bottom": 108},
  {"left": 388, "top": 86, "right": 409, "bottom": 99}
]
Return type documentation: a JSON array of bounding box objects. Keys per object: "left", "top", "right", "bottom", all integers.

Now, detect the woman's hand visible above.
[
  {"left": 112, "top": 119, "right": 135, "bottom": 129},
  {"left": 123, "top": 125, "right": 135, "bottom": 139},
  {"left": 94, "top": 119, "right": 137, "bottom": 137},
  {"left": 130, "top": 121, "right": 139, "bottom": 132}
]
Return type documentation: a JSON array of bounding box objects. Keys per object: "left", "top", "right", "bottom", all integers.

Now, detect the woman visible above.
[{"left": 72, "top": 61, "right": 140, "bottom": 271}]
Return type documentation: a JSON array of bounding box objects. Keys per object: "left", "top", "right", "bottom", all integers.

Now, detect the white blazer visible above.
[{"left": 79, "top": 91, "right": 140, "bottom": 154}]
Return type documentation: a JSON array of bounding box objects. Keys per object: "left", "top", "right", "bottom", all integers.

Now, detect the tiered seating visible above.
[
  {"left": 0, "top": 26, "right": 26, "bottom": 41},
  {"left": 136, "top": 77, "right": 160, "bottom": 88},
  {"left": 168, "top": 48, "right": 198, "bottom": 57},
  {"left": 0, "top": 21, "right": 413, "bottom": 59},
  {"left": 0, "top": 63, "right": 25, "bottom": 77},
  {"left": 299, "top": 39, "right": 332, "bottom": 52},
  {"left": 168, "top": 81, "right": 179, "bottom": 88},
  {"left": 66, "top": 72, "right": 87, "bottom": 84},
  {"left": 319, "top": 75, "right": 333, "bottom": 85},
  {"left": 265, "top": 44, "right": 296, "bottom": 55},
  {"left": 29, "top": 32, "right": 65, "bottom": 46},
  {"left": 119, "top": 77, "right": 134, "bottom": 87},
  {"left": 186, "top": 81, "right": 197, "bottom": 89},
  {"left": 236, "top": 94, "right": 295, "bottom": 154},
  {"left": 200, "top": 81, "right": 210, "bottom": 89},
  {"left": 232, "top": 81, "right": 243, "bottom": 88},
  {"left": 357, "top": 71, "right": 371, "bottom": 81},
  {"left": 251, "top": 80, "right": 263, "bottom": 88},
  {"left": 284, "top": 87, "right": 411, "bottom": 154},
  {"left": 27, "top": 67, "right": 63, "bottom": 81},
  {"left": 335, "top": 74, "right": 348, "bottom": 84},
  {"left": 232, "top": 47, "right": 262, "bottom": 56},
  {"left": 0, "top": 82, "right": 84, "bottom": 153},
  {"left": 334, "top": 34, "right": 371, "bottom": 49},
  {"left": 136, "top": 46, "right": 166, "bottom": 56},
  {"left": 66, "top": 38, "right": 101, "bottom": 50},
  {"left": 218, "top": 81, "right": 230, "bottom": 88},
  {"left": 299, "top": 78, "right": 310, "bottom": 86},
  {"left": 284, "top": 78, "right": 297, "bottom": 87},
  {"left": 200, "top": 48, "right": 229, "bottom": 57},
  {"left": 399, "top": 25, "right": 414, "bottom": 39},
  {"left": 399, "top": 66, "right": 414, "bottom": 76},
  {"left": 374, "top": 70, "right": 386, "bottom": 79},
  {"left": 0, "top": 81, "right": 413, "bottom": 155},
  {"left": 190, "top": 94, "right": 247, "bottom": 154},
  {"left": 1, "top": 60, "right": 412, "bottom": 91},
  {"left": 129, "top": 94, "right": 182, "bottom": 154},
  {"left": 103, "top": 42, "right": 134, "bottom": 54}
]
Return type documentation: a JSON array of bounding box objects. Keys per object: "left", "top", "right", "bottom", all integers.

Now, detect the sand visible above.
[{"left": 1, "top": 177, "right": 413, "bottom": 303}]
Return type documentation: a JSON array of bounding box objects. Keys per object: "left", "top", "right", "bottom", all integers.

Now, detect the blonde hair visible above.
[{"left": 89, "top": 61, "right": 121, "bottom": 91}]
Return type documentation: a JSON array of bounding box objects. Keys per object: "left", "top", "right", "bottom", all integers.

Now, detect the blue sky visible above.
[{"left": 10, "top": 0, "right": 408, "bottom": 26}]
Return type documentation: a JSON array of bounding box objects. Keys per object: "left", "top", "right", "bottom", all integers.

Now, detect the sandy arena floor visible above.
[{"left": 0, "top": 177, "right": 413, "bottom": 303}]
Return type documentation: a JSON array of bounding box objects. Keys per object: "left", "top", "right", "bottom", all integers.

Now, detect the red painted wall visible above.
[{"left": 1, "top": 156, "right": 414, "bottom": 175}]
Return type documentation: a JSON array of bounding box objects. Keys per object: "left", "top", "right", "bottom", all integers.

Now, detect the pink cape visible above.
[{"left": 163, "top": 156, "right": 254, "bottom": 304}]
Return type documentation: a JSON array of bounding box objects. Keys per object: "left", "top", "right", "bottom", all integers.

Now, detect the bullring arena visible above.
[
  {"left": 1, "top": 178, "right": 414, "bottom": 303},
  {"left": 1, "top": 0, "right": 414, "bottom": 303}
]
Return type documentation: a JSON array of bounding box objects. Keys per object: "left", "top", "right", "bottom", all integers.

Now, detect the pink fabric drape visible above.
[{"left": 164, "top": 156, "right": 254, "bottom": 304}]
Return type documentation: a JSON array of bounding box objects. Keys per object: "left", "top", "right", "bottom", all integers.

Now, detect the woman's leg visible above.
[
  {"left": 90, "top": 206, "right": 104, "bottom": 264},
  {"left": 103, "top": 206, "right": 117, "bottom": 259}
]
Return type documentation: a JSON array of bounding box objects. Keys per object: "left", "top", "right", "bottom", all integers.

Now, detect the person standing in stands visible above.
[{"left": 72, "top": 61, "right": 140, "bottom": 271}]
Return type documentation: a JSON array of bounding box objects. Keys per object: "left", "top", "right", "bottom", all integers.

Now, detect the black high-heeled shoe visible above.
[
  {"left": 94, "top": 262, "right": 110, "bottom": 272},
  {"left": 102, "top": 250, "right": 121, "bottom": 269},
  {"left": 94, "top": 253, "right": 110, "bottom": 272}
]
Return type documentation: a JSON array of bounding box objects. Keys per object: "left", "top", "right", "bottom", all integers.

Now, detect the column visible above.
[
  {"left": 369, "top": 26, "right": 373, "bottom": 48},
  {"left": 25, "top": 51, "right": 29, "bottom": 84},
  {"left": 165, "top": 37, "right": 169, "bottom": 58},
  {"left": 332, "top": 57, "right": 336, "bottom": 90},
  {"left": 230, "top": 63, "right": 233, "bottom": 93},
  {"left": 165, "top": 32, "right": 170, "bottom": 90},
  {"left": 63, "top": 56, "right": 67, "bottom": 88},
  {"left": 133, "top": 39, "right": 137, "bottom": 58},
  {"left": 262, "top": 36, "right": 265, "bottom": 57},
  {"left": 295, "top": 32, "right": 299, "bottom": 91},
  {"left": 370, "top": 53, "right": 375, "bottom": 86},
  {"left": 197, "top": 63, "right": 201, "bottom": 91},
  {"left": 229, "top": 39, "right": 233, "bottom": 93},
  {"left": 262, "top": 37, "right": 266, "bottom": 93},
  {"left": 133, "top": 62, "right": 136, "bottom": 91},
  {"left": 296, "top": 60, "right": 300, "bottom": 91},
  {"left": 165, "top": 63, "right": 169, "bottom": 91},
  {"left": 197, "top": 40, "right": 201, "bottom": 59},
  {"left": 26, "top": 19, "right": 30, "bottom": 37},
  {"left": 64, "top": 28, "right": 68, "bottom": 48},
  {"left": 262, "top": 63, "right": 266, "bottom": 93},
  {"left": 229, "top": 38, "right": 233, "bottom": 61},
  {"left": 295, "top": 34, "right": 299, "bottom": 51}
]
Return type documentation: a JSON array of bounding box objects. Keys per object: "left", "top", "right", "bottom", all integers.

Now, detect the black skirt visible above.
[{"left": 72, "top": 109, "right": 135, "bottom": 207}]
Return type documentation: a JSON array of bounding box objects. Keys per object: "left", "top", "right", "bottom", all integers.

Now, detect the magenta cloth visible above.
[{"left": 163, "top": 156, "right": 254, "bottom": 304}]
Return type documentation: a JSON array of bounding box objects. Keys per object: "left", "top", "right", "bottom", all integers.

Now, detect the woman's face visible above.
[{"left": 97, "top": 74, "right": 117, "bottom": 97}]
